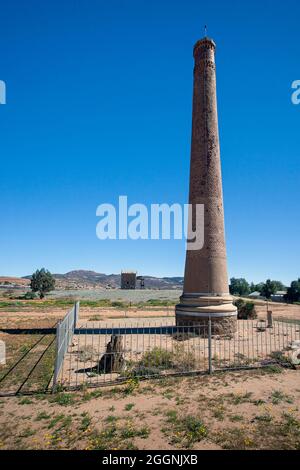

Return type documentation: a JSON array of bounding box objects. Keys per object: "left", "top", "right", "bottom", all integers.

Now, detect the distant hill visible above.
[
  {"left": 0, "top": 276, "right": 30, "bottom": 287},
  {"left": 20, "top": 270, "right": 183, "bottom": 290}
]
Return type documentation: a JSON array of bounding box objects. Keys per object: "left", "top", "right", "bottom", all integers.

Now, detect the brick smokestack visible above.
[{"left": 175, "top": 37, "right": 237, "bottom": 334}]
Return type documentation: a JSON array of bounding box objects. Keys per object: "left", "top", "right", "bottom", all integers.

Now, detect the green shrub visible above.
[
  {"left": 234, "top": 299, "right": 257, "bottom": 319},
  {"left": 139, "top": 347, "right": 173, "bottom": 369},
  {"left": 172, "top": 343, "right": 196, "bottom": 371},
  {"left": 163, "top": 413, "right": 208, "bottom": 448},
  {"left": 127, "top": 344, "right": 197, "bottom": 376},
  {"left": 23, "top": 291, "right": 37, "bottom": 300},
  {"left": 111, "top": 301, "right": 126, "bottom": 308},
  {"left": 49, "top": 392, "right": 75, "bottom": 406},
  {"left": 234, "top": 298, "right": 245, "bottom": 310},
  {"left": 125, "top": 365, "right": 162, "bottom": 378}
]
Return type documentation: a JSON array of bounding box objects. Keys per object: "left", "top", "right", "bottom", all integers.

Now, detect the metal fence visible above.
[
  {"left": 53, "top": 316, "right": 300, "bottom": 390},
  {"left": 53, "top": 301, "right": 79, "bottom": 389}
]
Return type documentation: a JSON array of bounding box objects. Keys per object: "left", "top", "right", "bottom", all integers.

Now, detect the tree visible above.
[
  {"left": 285, "top": 279, "right": 300, "bottom": 303},
  {"left": 229, "top": 278, "right": 250, "bottom": 296},
  {"left": 260, "top": 279, "right": 278, "bottom": 299},
  {"left": 250, "top": 282, "right": 265, "bottom": 294},
  {"left": 271, "top": 280, "right": 286, "bottom": 292},
  {"left": 30, "top": 268, "right": 55, "bottom": 299}
]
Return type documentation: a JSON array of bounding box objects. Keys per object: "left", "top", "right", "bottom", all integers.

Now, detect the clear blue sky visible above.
[{"left": 0, "top": 0, "right": 299, "bottom": 285}]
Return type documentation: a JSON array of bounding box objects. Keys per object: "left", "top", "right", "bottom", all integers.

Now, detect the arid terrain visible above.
[
  {"left": 0, "top": 368, "right": 300, "bottom": 450},
  {"left": 1, "top": 294, "right": 300, "bottom": 326},
  {"left": 1, "top": 293, "right": 300, "bottom": 450}
]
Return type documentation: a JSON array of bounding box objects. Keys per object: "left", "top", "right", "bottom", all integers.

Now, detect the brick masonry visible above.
[{"left": 175, "top": 37, "right": 237, "bottom": 333}]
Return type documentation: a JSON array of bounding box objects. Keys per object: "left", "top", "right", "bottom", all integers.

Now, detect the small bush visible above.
[
  {"left": 125, "top": 344, "right": 197, "bottom": 377},
  {"left": 172, "top": 343, "right": 196, "bottom": 371},
  {"left": 234, "top": 298, "right": 245, "bottom": 310},
  {"left": 125, "top": 365, "right": 162, "bottom": 378},
  {"left": 119, "top": 424, "right": 150, "bottom": 439},
  {"left": 111, "top": 301, "right": 126, "bottom": 308},
  {"left": 123, "top": 378, "right": 140, "bottom": 395},
  {"left": 269, "top": 351, "right": 294, "bottom": 368},
  {"left": 263, "top": 364, "right": 283, "bottom": 374},
  {"left": 145, "top": 299, "right": 175, "bottom": 307},
  {"left": 23, "top": 291, "right": 37, "bottom": 300},
  {"left": 124, "top": 403, "right": 135, "bottom": 411},
  {"left": 163, "top": 413, "right": 208, "bottom": 448},
  {"left": 50, "top": 392, "right": 75, "bottom": 406},
  {"left": 139, "top": 347, "right": 173, "bottom": 369},
  {"left": 234, "top": 299, "right": 257, "bottom": 319},
  {"left": 254, "top": 413, "right": 273, "bottom": 423}
]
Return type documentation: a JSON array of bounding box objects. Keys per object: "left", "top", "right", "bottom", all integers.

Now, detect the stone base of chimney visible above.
[{"left": 175, "top": 294, "right": 237, "bottom": 335}]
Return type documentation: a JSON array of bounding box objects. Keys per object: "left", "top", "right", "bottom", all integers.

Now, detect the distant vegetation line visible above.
[
  {"left": 229, "top": 277, "right": 300, "bottom": 304},
  {"left": 2, "top": 269, "right": 300, "bottom": 305},
  {"left": 0, "top": 298, "right": 178, "bottom": 310}
]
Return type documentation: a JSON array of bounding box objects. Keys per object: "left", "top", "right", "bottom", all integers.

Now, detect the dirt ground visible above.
[
  {"left": 1, "top": 300, "right": 300, "bottom": 330},
  {"left": 0, "top": 368, "right": 300, "bottom": 450},
  {"left": 1, "top": 299, "right": 300, "bottom": 450},
  {"left": 0, "top": 307, "right": 174, "bottom": 329},
  {"left": 243, "top": 299, "right": 300, "bottom": 322}
]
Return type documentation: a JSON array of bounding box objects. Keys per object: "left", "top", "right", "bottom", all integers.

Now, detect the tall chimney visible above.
[{"left": 175, "top": 37, "right": 237, "bottom": 334}]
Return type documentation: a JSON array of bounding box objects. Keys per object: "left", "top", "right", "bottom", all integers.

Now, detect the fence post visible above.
[
  {"left": 267, "top": 311, "right": 273, "bottom": 328},
  {"left": 52, "top": 321, "right": 61, "bottom": 392},
  {"left": 208, "top": 317, "right": 213, "bottom": 375},
  {"left": 74, "top": 301, "right": 80, "bottom": 330}
]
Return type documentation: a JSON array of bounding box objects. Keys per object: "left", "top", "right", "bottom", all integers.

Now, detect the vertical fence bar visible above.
[
  {"left": 52, "top": 321, "right": 61, "bottom": 391},
  {"left": 208, "top": 317, "right": 212, "bottom": 375},
  {"left": 74, "top": 301, "right": 80, "bottom": 329},
  {"left": 76, "top": 326, "right": 80, "bottom": 389},
  {"left": 68, "top": 314, "right": 73, "bottom": 387}
]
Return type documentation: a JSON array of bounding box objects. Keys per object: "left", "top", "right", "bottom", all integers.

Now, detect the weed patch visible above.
[{"left": 162, "top": 412, "right": 208, "bottom": 448}]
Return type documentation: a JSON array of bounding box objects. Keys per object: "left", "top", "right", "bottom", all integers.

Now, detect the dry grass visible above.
[{"left": 0, "top": 368, "right": 300, "bottom": 450}]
